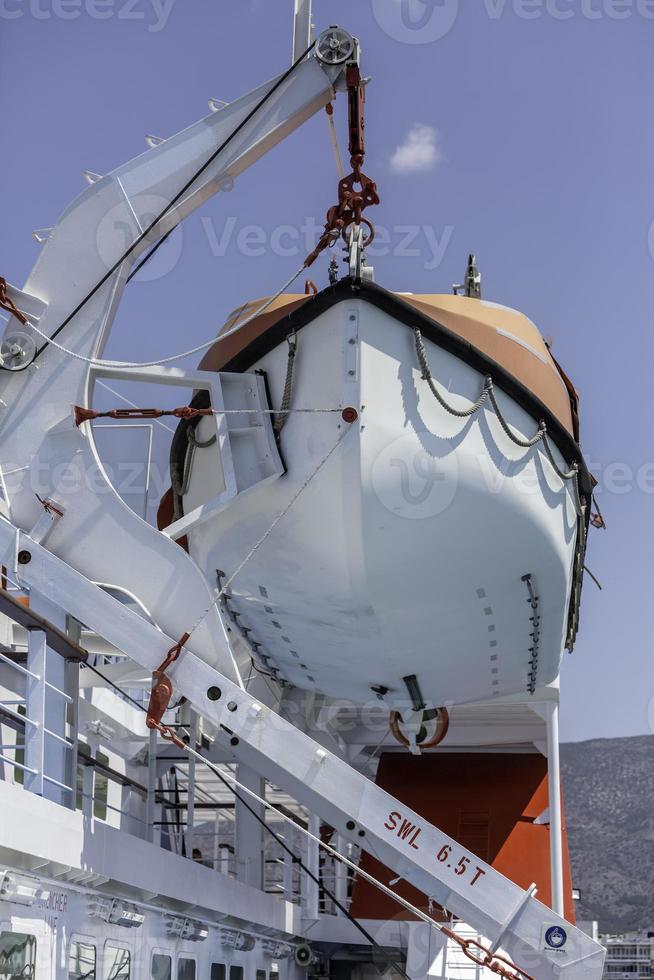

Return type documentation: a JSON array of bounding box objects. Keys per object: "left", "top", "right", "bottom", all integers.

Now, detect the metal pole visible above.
[
  {"left": 546, "top": 699, "right": 564, "bottom": 916},
  {"left": 334, "top": 833, "right": 348, "bottom": 912},
  {"left": 292, "top": 0, "right": 312, "bottom": 64},
  {"left": 64, "top": 618, "right": 81, "bottom": 810},
  {"left": 283, "top": 830, "right": 294, "bottom": 900},
  {"left": 146, "top": 728, "right": 157, "bottom": 843},
  {"left": 304, "top": 813, "right": 320, "bottom": 919},
  {"left": 24, "top": 629, "right": 46, "bottom": 797},
  {"left": 185, "top": 712, "right": 197, "bottom": 859},
  {"left": 234, "top": 764, "right": 265, "bottom": 889},
  {"left": 82, "top": 743, "right": 95, "bottom": 819}
]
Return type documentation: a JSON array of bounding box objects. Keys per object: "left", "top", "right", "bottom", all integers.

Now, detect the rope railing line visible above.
[
  {"left": 273, "top": 331, "right": 297, "bottom": 435},
  {"left": 75, "top": 406, "right": 341, "bottom": 425},
  {"left": 414, "top": 327, "right": 583, "bottom": 517}
]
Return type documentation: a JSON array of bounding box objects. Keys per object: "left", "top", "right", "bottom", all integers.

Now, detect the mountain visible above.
[{"left": 561, "top": 734, "right": 654, "bottom": 933}]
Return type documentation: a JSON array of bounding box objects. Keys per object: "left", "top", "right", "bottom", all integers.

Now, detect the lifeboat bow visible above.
[{"left": 159, "top": 277, "right": 592, "bottom": 712}]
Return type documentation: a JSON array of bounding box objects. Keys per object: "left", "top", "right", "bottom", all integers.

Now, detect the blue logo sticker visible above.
[{"left": 545, "top": 927, "right": 568, "bottom": 949}]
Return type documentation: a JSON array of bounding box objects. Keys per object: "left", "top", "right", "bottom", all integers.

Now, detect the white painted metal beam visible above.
[
  {"left": 292, "top": 0, "right": 312, "bottom": 64},
  {"left": 234, "top": 764, "right": 265, "bottom": 890},
  {"left": 24, "top": 628, "right": 46, "bottom": 797},
  {"left": 0, "top": 520, "right": 605, "bottom": 980},
  {"left": 546, "top": 699, "right": 565, "bottom": 916},
  {"left": 0, "top": 46, "right": 350, "bottom": 705}
]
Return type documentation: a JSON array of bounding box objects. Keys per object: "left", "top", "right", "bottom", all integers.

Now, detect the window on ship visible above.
[
  {"left": 105, "top": 946, "right": 130, "bottom": 980},
  {"left": 69, "top": 942, "right": 96, "bottom": 980},
  {"left": 152, "top": 955, "right": 172, "bottom": 980},
  {"left": 0, "top": 932, "right": 36, "bottom": 980},
  {"left": 178, "top": 958, "right": 196, "bottom": 980}
]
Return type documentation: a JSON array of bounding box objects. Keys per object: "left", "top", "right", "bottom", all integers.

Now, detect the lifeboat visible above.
[{"left": 158, "top": 274, "right": 591, "bottom": 712}]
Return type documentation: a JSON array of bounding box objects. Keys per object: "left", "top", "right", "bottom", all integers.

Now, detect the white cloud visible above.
[{"left": 389, "top": 124, "right": 442, "bottom": 175}]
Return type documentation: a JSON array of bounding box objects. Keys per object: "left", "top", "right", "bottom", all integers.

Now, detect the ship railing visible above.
[
  {"left": 0, "top": 589, "right": 352, "bottom": 915},
  {"left": 0, "top": 591, "right": 79, "bottom": 804}
]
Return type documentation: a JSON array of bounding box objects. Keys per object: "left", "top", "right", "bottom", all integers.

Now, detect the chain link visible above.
[{"left": 441, "top": 928, "right": 536, "bottom": 980}]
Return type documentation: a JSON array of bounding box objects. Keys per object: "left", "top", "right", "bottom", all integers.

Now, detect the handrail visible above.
[{"left": 0, "top": 588, "right": 88, "bottom": 661}]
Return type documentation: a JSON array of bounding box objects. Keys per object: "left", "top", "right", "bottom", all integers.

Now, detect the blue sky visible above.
[{"left": 1, "top": 0, "right": 653, "bottom": 742}]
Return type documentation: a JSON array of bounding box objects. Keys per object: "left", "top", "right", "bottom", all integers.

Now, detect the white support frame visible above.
[
  {"left": 89, "top": 363, "right": 283, "bottom": 540},
  {"left": 546, "top": 699, "right": 565, "bottom": 917},
  {"left": 89, "top": 364, "right": 236, "bottom": 538},
  {"left": 92, "top": 422, "right": 154, "bottom": 521},
  {"left": 0, "top": 518, "right": 605, "bottom": 980},
  {"left": 0, "top": 41, "right": 350, "bottom": 695},
  {"left": 24, "top": 629, "right": 46, "bottom": 796},
  {"left": 292, "top": 0, "right": 313, "bottom": 63}
]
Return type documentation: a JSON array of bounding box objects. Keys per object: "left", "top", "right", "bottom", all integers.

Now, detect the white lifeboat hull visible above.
[{"left": 180, "top": 289, "right": 585, "bottom": 710}]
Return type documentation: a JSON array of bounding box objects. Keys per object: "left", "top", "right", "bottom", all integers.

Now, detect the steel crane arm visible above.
[
  {"left": 0, "top": 31, "right": 356, "bottom": 694},
  {"left": 5, "top": 40, "right": 349, "bottom": 369}
]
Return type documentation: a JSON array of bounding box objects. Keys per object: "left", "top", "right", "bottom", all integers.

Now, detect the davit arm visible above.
[{"left": 0, "top": 28, "right": 358, "bottom": 689}]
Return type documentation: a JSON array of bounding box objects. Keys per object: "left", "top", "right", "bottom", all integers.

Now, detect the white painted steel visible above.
[
  {"left": 292, "top": 0, "right": 312, "bottom": 63},
  {"left": 184, "top": 299, "right": 579, "bottom": 708},
  {"left": 0, "top": 779, "right": 301, "bottom": 938},
  {"left": 546, "top": 699, "right": 565, "bottom": 917},
  {"left": 0, "top": 52, "right": 346, "bottom": 691},
  {"left": 0, "top": 28, "right": 596, "bottom": 978},
  {"left": 234, "top": 764, "right": 265, "bottom": 891},
  {"left": 0, "top": 522, "right": 604, "bottom": 980},
  {"left": 24, "top": 629, "right": 46, "bottom": 797}
]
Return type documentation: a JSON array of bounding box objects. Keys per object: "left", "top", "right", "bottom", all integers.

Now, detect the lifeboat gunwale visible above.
[{"left": 196, "top": 277, "right": 592, "bottom": 496}]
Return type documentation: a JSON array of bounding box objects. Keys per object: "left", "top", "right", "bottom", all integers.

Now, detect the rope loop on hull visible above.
[
  {"left": 413, "top": 327, "right": 582, "bottom": 516},
  {"left": 273, "top": 331, "right": 298, "bottom": 435}
]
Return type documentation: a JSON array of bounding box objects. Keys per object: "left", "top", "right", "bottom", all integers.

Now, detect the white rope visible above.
[
  {"left": 184, "top": 422, "right": 354, "bottom": 641},
  {"left": 325, "top": 107, "right": 345, "bottom": 180},
  {"left": 21, "top": 264, "right": 306, "bottom": 369},
  {"left": 173, "top": 408, "right": 341, "bottom": 416},
  {"left": 210, "top": 407, "right": 339, "bottom": 414}
]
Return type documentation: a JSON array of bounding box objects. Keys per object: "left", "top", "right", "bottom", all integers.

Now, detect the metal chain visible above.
[
  {"left": 414, "top": 327, "right": 582, "bottom": 516},
  {"left": 440, "top": 929, "right": 536, "bottom": 980}
]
